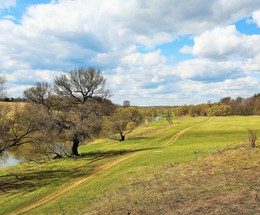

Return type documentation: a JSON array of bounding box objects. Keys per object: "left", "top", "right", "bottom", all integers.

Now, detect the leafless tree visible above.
[
  {"left": 0, "top": 104, "right": 45, "bottom": 155},
  {"left": 54, "top": 67, "right": 110, "bottom": 104},
  {"left": 24, "top": 82, "right": 53, "bottom": 110},
  {"left": 0, "top": 74, "right": 6, "bottom": 98},
  {"left": 24, "top": 68, "right": 114, "bottom": 156},
  {"left": 53, "top": 68, "right": 112, "bottom": 155}
]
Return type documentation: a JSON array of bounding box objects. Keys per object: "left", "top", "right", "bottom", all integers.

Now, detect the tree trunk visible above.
[
  {"left": 120, "top": 134, "right": 125, "bottom": 142},
  {"left": 53, "top": 153, "right": 62, "bottom": 159},
  {"left": 72, "top": 138, "right": 80, "bottom": 156}
]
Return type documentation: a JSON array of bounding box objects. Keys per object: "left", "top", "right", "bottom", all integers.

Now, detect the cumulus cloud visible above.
[
  {"left": 171, "top": 58, "right": 243, "bottom": 81},
  {"left": 0, "top": 0, "right": 259, "bottom": 104},
  {"left": 0, "top": 0, "right": 16, "bottom": 9},
  {"left": 5, "top": 69, "right": 64, "bottom": 97},
  {"left": 109, "top": 0, "right": 260, "bottom": 35},
  {"left": 173, "top": 76, "right": 260, "bottom": 105},
  {"left": 242, "top": 54, "right": 260, "bottom": 74},
  {"left": 177, "top": 24, "right": 260, "bottom": 95},
  {"left": 121, "top": 49, "right": 166, "bottom": 67},
  {"left": 6, "top": 69, "right": 62, "bottom": 84},
  {"left": 252, "top": 10, "right": 260, "bottom": 27},
  {"left": 180, "top": 25, "right": 260, "bottom": 60}
]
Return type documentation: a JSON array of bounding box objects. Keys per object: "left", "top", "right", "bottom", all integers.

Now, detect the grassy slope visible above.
[
  {"left": 0, "top": 116, "right": 259, "bottom": 214},
  {"left": 94, "top": 142, "right": 260, "bottom": 215}
]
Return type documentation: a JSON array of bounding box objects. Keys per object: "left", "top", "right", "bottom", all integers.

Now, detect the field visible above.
[{"left": 0, "top": 116, "right": 259, "bottom": 214}]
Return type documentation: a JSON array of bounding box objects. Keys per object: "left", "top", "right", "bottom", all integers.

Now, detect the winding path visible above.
[
  {"left": 11, "top": 152, "right": 143, "bottom": 215},
  {"left": 11, "top": 118, "right": 213, "bottom": 214}
]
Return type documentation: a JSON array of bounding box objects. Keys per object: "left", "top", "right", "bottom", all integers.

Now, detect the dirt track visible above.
[
  {"left": 11, "top": 120, "right": 208, "bottom": 214},
  {"left": 11, "top": 152, "right": 143, "bottom": 215}
]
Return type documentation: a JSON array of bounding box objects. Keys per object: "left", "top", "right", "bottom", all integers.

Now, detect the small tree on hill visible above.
[
  {"left": 0, "top": 74, "right": 6, "bottom": 98},
  {"left": 166, "top": 111, "right": 173, "bottom": 124},
  {"left": 105, "top": 107, "right": 143, "bottom": 141},
  {"left": 248, "top": 129, "right": 257, "bottom": 148},
  {"left": 123, "top": 100, "right": 130, "bottom": 107}
]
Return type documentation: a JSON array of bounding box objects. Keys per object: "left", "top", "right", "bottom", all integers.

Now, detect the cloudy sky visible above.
[{"left": 0, "top": 0, "right": 259, "bottom": 106}]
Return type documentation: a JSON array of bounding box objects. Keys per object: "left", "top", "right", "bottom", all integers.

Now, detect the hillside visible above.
[
  {"left": 93, "top": 143, "right": 260, "bottom": 214},
  {"left": 0, "top": 116, "right": 259, "bottom": 214}
]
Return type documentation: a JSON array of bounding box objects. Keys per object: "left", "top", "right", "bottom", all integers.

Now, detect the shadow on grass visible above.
[
  {"left": 126, "top": 136, "right": 153, "bottom": 141},
  {"left": 81, "top": 147, "right": 159, "bottom": 162},
  {"left": 0, "top": 169, "right": 76, "bottom": 193},
  {"left": 0, "top": 147, "right": 159, "bottom": 193},
  {"left": 106, "top": 136, "right": 153, "bottom": 143}
]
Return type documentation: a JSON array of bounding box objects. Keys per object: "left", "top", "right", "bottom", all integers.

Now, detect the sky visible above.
[{"left": 0, "top": 0, "right": 259, "bottom": 106}]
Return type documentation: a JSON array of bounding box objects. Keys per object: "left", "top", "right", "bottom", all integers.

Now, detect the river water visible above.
[{"left": 0, "top": 154, "right": 21, "bottom": 168}]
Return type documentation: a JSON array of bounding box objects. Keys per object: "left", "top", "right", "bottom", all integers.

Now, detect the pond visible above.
[{"left": 0, "top": 154, "right": 22, "bottom": 168}]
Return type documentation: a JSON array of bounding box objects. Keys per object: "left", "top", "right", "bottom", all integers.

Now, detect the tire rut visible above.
[
  {"left": 162, "top": 118, "right": 214, "bottom": 147},
  {"left": 11, "top": 117, "right": 214, "bottom": 214},
  {"left": 11, "top": 152, "right": 143, "bottom": 215}
]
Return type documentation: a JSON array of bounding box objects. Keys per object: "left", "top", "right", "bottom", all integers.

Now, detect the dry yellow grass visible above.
[
  {"left": 93, "top": 144, "right": 260, "bottom": 214},
  {"left": 0, "top": 102, "right": 26, "bottom": 114}
]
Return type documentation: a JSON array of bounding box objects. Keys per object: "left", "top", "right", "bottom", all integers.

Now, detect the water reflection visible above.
[{"left": 0, "top": 153, "right": 21, "bottom": 168}]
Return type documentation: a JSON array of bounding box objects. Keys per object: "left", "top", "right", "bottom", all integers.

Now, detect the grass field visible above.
[{"left": 0, "top": 116, "right": 259, "bottom": 214}]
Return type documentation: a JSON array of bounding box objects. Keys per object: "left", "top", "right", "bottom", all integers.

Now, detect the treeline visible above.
[
  {"left": 0, "top": 97, "right": 27, "bottom": 102},
  {"left": 135, "top": 94, "right": 260, "bottom": 119},
  {"left": 151, "top": 93, "right": 260, "bottom": 118},
  {"left": 172, "top": 94, "right": 260, "bottom": 117}
]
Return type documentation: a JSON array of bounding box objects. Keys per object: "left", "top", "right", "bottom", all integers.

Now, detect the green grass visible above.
[{"left": 0, "top": 116, "right": 259, "bottom": 214}]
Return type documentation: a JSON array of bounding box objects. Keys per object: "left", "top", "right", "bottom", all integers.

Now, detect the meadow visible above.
[{"left": 0, "top": 116, "right": 259, "bottom": 214}]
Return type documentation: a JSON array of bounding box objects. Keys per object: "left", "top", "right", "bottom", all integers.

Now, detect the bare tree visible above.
[
  {"left": 0, "top": 104, "right": 45, "bottom": 155},
  {"left": 24, "top": 68, "right": 113, "bottom": 156},
  {"left": 53, "top": 68, "right": 112, "bottom": 155},
  {"left": 24, "top": 82, "right": 53, "bottom": 110},
  {"left": 54, "top": 67, "right": 109, "bottom": 104},
  {"left": 0, "top": 74, "right": 6, "bottom": 98}
]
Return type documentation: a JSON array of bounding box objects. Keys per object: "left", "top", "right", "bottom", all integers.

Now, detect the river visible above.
[{"left": 0, "top": 154, "right": 22, "bottom": 168}]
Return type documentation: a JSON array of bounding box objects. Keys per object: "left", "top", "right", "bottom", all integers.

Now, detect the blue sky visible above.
[
  {"left": 0, "top": 0, "right": 259, "bottom": 106},
  {"left": 0, "top": 0, "right": 48, "bottom": 19}
]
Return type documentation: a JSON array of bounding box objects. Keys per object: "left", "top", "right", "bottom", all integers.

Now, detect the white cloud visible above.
[
  {"left": 242, "top": 54, "right": 260, "bottom": 74},
  {"left": 4, "top": 69, "right": 63, "bottom": 97},
  {"left": 173, "top": 77, "right": 260, "bottom": 105},
  {"left": 177, "top": 24, "right": 260, "bottom": 93},
  {"left": 180, "top": 25, "right": 260, "bottom": 60},
  {"left": 121, "top": 49, "right": 166, "bottom": 67},
  {"left": 171, "top": 58, "right": 243, "bottom": 81},
  {"left": 252, "top": 10, "right": 260, "bottom": 27},
  {"left": 0, "top": 0, "right": 16, "bottom": 9},
  {"left": 109, "top": 0, "right": 260, "bottom": 35},
  {"left": 109, "top": 74, "right": 260, "bottom": 106},
  {"left": 5, "top": 69, "right": 63, "bottom": 84},
  {"left": 0, "top": 0, "right": 259, "bottom": 105},
  {"left": 2, "top": 15, "right": 16, "bottom": 21}
]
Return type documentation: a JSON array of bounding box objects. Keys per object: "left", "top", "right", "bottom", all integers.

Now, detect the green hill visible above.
[{"left": 0, "top": 116, "right": 259, "bottom": 214}]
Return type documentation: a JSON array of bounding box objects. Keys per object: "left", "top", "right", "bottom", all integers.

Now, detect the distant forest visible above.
[
  {"left": 1, "top": 93, "right": 259, "bottom": 117},
  {"left": 172, "top": 93, "right": 260, "bottom": 117},
  {"left": 139, "top": 93, "right": 260, "bottom": 118}
]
